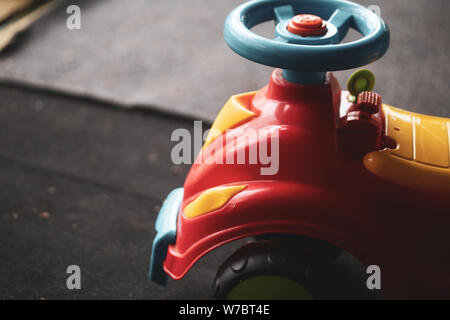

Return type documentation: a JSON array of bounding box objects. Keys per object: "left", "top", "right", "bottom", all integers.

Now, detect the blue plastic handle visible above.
[{"left": 224, "top": 0, "right": 390, "bottom": 74}]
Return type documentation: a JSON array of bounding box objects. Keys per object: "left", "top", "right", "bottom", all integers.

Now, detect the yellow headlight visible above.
[{"left": 184, "top": 185, "right": 247, "bottom": 219}]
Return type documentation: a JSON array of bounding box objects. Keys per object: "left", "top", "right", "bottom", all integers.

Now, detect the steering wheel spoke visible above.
[
  {"left": 328, "top": 8, "right": 354, "bottom": 42},
  {"left": 274, "top": 4, "right": 295, "bottom": 25}
]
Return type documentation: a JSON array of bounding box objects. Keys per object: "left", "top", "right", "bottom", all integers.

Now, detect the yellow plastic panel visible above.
[
  {"left": 414, "top": 117, "right": 449, "bottom": 168},
  {"left": 203, "top": 92, "right": 257, "bottom": 149},
  {"left": 364, "top": 151, "right": 450, "bottom": 194},
  {"left": 184, "top": 185, "right": 247, "bottom": 219},
  {"left": 364, "top": 105, "right": 450, "bottom": 194},
  {"left": 385, "top": 105, "right": 413, "bottom": 160}
]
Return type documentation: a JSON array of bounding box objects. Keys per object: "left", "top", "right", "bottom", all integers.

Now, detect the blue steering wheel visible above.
[{"left": 224, "top": 0, "right": 390, "bottom": 84}]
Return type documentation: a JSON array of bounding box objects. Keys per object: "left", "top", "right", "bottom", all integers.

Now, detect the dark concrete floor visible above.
[{"left": 0, "top": 84, "right": 241, "bottom": 299}]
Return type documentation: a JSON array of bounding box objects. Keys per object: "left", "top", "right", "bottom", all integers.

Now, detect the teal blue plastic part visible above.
[
  {"left": 149, "top": 188, "right": 183, "bottom": 286},
  {"left": 282, "top": 70, "right": 327, "bottom": 85},
  {"left": 224, "top": 0, "right": 390, "bottom": 85}
]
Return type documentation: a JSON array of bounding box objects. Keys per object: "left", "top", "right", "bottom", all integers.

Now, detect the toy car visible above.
[{"left": 150, "top": 0, "right": 450, "bottom": 299}]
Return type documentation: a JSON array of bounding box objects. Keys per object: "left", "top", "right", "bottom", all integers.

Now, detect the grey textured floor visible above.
[
  {"left": 0, "top": 83, "right": 245, "bottom": 299},
  {"left": 0, "top": 0, "right": 449, "bottom": 120}
]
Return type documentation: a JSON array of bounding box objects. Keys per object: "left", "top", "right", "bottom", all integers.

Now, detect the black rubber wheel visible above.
[{"left": 213, "top": 235, "right": 382, "bottom": 300}]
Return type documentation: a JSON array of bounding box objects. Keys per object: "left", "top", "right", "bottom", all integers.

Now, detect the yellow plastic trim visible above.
[
  {"left": 203, "top": 92, "right": 257, "bottom": 149},
  {"left": 184, "top": 185, "right": 247, "bottom": 219},
  {"left": 363, "top": 104, "right": 450, "bottom": 194}
]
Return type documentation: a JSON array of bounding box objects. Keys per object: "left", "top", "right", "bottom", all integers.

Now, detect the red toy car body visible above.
[
  {"left": 150, "top": 0, "right": 450, "bottom": 299},
  {"left": 162, "top": 70, "right": 450, "bottom": 299}
]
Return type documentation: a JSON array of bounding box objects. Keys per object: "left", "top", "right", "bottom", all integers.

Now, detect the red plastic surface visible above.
[
  {"left": 164, "top": 69, "right": 450, "bottom": 299},
  {"left": 357, "top": 91, "right": 382, "bottom": 114},
  {"left": 336, "top": 91, "right": 384, "bottom": 158},
  {"left": 287, "top": 14, "right": 328, "bottom": 37}
]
